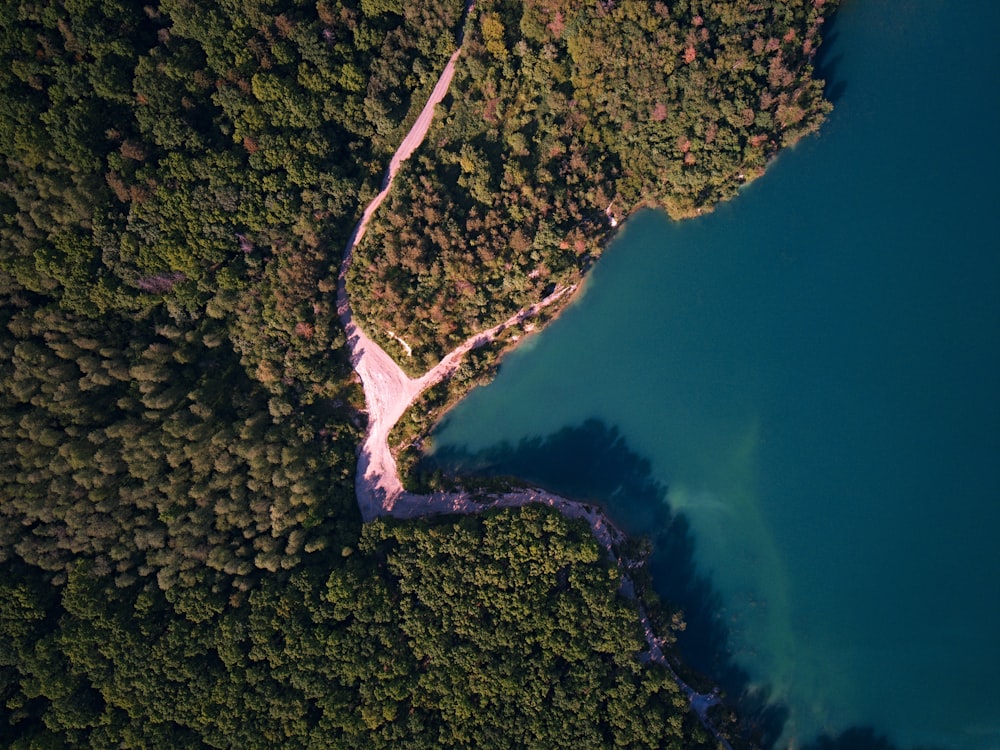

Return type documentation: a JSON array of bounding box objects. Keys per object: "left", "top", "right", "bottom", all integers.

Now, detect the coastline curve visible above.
[{"left": 332, "top": 6, "right": 735, "bottom": 747}]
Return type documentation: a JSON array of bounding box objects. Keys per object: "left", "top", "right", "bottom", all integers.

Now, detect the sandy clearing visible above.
[
  {"left": 341, "top": 277, "right": 576, "bottom": 522},
  {"left": 331, "top": 9, "right": 732, "bottom": 744}
]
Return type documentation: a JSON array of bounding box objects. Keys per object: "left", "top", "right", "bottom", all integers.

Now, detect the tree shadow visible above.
[
  {"left": 814, "top": 7, "right": 848, "bottom": 105},
  {"left": 801, "top": 726, "right": 946, "bottom": 750},
  {"left": 429, "top": 417, "right": 787, "bottom": 744},
  {"left": 428, "top": 418, "right": 948, "bottom": 750}
]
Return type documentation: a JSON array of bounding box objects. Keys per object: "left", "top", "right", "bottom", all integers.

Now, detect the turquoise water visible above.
[{"left": 430, "top": 1, "right": 1000, "bottom": 748}]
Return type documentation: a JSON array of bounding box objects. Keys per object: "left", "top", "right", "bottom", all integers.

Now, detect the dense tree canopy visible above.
[
  {"left": 348, "top": 0, "right": 837, "bottom": 368},
  {"left": 0, "top": 0, "right": 465, "bottom": 390},
  {"left": 0, "top": 508, "right": 718, "bottom": 749},
  {"left": 0, "top": 288, "right": 360, "bottom": 600},
  {"left": 0, "top": 0, "right": 473, "bottom": 579},
  {"left": 1, "top": 0, "right": 838, "bottom": 745}
]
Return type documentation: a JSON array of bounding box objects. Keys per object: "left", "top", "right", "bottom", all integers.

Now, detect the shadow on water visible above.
[
  {"left": 800, "top": 727, "right": 946, "bottom": 750},
  {"left": 813, "top": 5, "right": 848, "bottom": 105},
  {"left": 430, "top": 418, "right": 788, "bottom": 744},
  {"left": 429, "top": 418, "right": 948, "bottom": 750}
]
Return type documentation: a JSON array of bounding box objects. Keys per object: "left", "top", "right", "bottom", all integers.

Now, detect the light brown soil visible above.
[{"left": 332, "top": 17, "right": 732, "bottom": 745}]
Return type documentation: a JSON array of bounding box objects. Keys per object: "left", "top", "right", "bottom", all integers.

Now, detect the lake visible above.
[{"left": 430, "top": 0, "right": 1000, "bottom": 747}]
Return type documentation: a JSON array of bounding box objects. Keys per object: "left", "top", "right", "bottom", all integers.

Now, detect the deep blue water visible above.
[{"left": 431, "top": 1, "right": 1000, "bottom": 747}]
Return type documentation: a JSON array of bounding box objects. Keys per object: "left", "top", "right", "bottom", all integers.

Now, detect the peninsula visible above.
[{"left": 0, "top": 0, "right": 838, "bottom": 746}]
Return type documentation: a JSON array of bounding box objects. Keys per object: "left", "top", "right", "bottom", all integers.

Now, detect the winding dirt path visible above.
[
  {"left": 334, "top": 0, "right": 575, "bottom": 522},
  {"left": 334, "top": 38, "right": 466, "bottom": 520},
  {"left": 341, "top": 277, "right": 574, "bottom": 522},
  {"left": 333, "top": 12, "right": 732, "bottom": 747}
]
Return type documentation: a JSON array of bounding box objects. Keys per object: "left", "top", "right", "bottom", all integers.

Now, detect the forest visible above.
[
  {"left": 1, "top": 0, "right": 837, "bottom": 746},
  {"left": 348, "top": 0, "right": 837, "bottom": 369},
  {"left": 2, "top": 507, "right": 725, "bottom": 748}
]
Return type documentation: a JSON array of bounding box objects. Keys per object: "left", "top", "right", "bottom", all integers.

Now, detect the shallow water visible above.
[{"left": 431, "top": 1, "right": 1000, "bottom": 747}]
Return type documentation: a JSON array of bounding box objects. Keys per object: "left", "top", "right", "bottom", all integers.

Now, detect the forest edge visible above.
[{"left": 336, "top": 4, "right": 735, "bottom": 744}]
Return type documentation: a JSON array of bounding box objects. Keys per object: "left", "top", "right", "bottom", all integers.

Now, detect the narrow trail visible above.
[{"left": 333, "top": 10, "right": 732, "bottom": 746}]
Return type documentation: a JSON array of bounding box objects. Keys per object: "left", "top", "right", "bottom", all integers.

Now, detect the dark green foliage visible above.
[
  {"left": 0, "top": 0, "right": 467, "bottom": 589},
  {"left": 0, "top": 0, "right": 481, "bottom": 613},
  {"left": 391, "top": 337, "right": 510, "bottom": 487},
  {"left": 0, "top": 0, "right": 839, "bottom": 746},
  {"left": 0, "top": 0, "right": 464, "bottom": 374},
  {"left": 348, "top": 0, "right": 838, "bottom": 366},
  {"left": 0, "top": 291, "right": 360, "bottom": 596},
  {"left": 0, "top": 508, "right": 713, "bottom": 749}
]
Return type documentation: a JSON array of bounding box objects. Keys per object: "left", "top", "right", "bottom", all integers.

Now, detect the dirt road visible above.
[{"left": 332, "top": 11, "right": 732, "bottom": 745}]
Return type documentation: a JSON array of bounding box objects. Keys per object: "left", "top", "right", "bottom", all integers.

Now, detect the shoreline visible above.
[
  {"left": 333, "top": 20, "right": 742, "bottom": 748},
  {"left": 386, "top": 276, "right": 590, "bottom": 467},
  {"left": 387, "top": 485, "right": 734, "bottom": 747}
]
